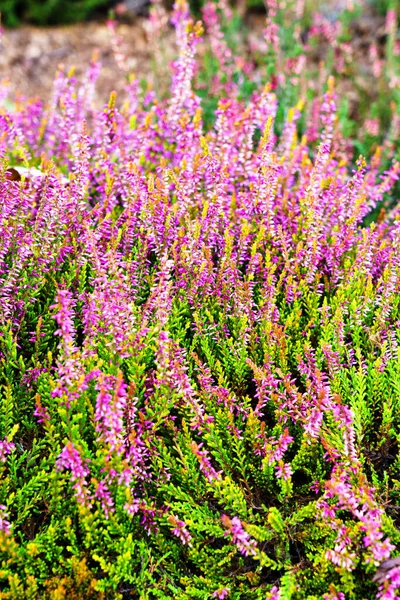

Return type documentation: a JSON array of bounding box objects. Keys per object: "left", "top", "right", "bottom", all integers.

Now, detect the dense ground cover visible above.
[{"left": 0, "top": 0, "right": 400, "bottom": 598}]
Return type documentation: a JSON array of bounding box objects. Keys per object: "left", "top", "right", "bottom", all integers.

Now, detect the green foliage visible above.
[
  {"left": 1, "top": 241, "right": 399, "bottom": 597},
  {"left": 0, "top": 0, "right": 109, "bottom": 27},
  {"left": 0, "top": 0, "right": 399, "bottom": 597}
]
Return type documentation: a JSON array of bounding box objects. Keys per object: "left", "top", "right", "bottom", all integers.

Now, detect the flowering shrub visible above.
[
  {"left": 197, "top": 0, "right": 400, "bottom": 160},
  {"left": 0, "top": 0, "right": 400, "bottom": 598}
]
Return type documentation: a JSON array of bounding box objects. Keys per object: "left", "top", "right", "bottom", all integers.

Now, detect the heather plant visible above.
[
  {"left": 195, "top": 0, "right": 400, "bottom": 165},
  {"left": 0, "top": 0, "right": 400, "bottom": 599}
]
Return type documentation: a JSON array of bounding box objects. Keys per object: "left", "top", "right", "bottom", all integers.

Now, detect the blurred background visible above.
[
  {"left": 0, "top": 0, "right": 398, "bottom": 164},
  {"left": 0, "top": 0, "right": 396, "bottom": 27}
]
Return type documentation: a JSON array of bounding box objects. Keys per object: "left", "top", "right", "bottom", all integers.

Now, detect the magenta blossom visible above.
[{"left": 221, "top": 514, "right": 257, "bottom": 557}]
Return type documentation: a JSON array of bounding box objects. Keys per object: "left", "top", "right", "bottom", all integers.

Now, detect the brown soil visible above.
[{"left": 0, "top": 18, "right": 174, "bottom": 105}]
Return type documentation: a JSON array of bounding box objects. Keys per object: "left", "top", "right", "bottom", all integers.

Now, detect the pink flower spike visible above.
[{"left": 212, "top": 588, "right": 230, "bottom": 599}]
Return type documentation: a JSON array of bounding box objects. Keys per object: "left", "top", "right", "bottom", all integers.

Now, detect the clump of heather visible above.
[{"left": 0, "top": 1, "right": 400, "bottom": 599}]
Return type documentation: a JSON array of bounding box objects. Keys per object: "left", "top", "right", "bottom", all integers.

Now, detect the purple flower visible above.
[
  {"left": 0, "top": 505, "right": 11, "bottom": 535},
  {"left": 265, "top": 428, "right": 293, "bottom": 464},
  {"left": 94, "top": 372, "right": 127, "bottom": 456},
  {"left": 265, "top": 585, "right": 281, "bottom": 600},
  {"left": 0, "top": 439, "right": 15, "bottom": 462},
  {"left": 221, "top": 515, "right": 257, "bottom": 557},
  {"left": 323, "top": 590, "right": 345, "bottom": 600},
  {"left": 275, "top": 462, "right": 292, "bottom": 481},
  {"left": 168, "top": 514, "right": 192, "bottom": 546},
  {"left": 34, "top": 400, "right": 50, "bottom": 424},
  {"left": 93, "top": 479, "right": 114, "bottom": 519},
  {"left": 190, "top": 442, "right": 222, "bottom": 482},
  {"left": 212, "top": 588, "right": 230, "bottom": 599},
  {"left": 56, "top": 441, "right": 91, "bottom": 506},
  {"left": 51, "top": 289, "right": 84, "bottom": 406},
  {"left": 378, "top": 573, "right": 400, "bottom": 599}
]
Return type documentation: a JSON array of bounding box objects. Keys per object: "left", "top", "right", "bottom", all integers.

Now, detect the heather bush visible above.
[
  {"left": 0, "top": 1, "right": 400, "bottom": 599},
  {"left": 197, "top": 0, "right": 400, "bottom": 159}
]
